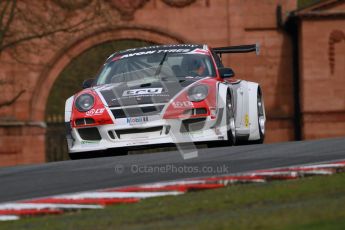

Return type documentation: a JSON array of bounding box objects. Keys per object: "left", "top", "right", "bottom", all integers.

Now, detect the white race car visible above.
[{"left": 65, "top": 44, "right": 266, "bottom": 159}]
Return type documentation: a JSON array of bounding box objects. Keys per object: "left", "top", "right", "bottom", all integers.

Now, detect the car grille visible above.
[
  {"left": 111, "top": 104, "right": 165, "bottom": 119},
  {"left": 107, "top": 126, "right": 168, "bottom": 140},
  {"left": 115, "top": 126, "right": 163, "bottom": 139}
]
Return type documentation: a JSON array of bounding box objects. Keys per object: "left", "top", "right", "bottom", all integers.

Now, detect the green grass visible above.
[{"left": 2, "top": 173, "right": 345, "bottom": 230}]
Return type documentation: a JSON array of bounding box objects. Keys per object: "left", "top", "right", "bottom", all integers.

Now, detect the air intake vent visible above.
[
  {"left": 180, "top": 118, "right": 206, "bottom": 133},
  {"left": 111, "top": 105, "right": 164, "bottom": 119},
  {"left": 78, "top": 127, "right": 101, "bottom": 140},
  {"left": 75, "top": 118, "right": 95, "bottom": 126},
  {"left": 183, "top": 108, "right": 208, "bottom": 116},
  {"left": 115, "top": 126, "right": 163, "bottom": 139}
]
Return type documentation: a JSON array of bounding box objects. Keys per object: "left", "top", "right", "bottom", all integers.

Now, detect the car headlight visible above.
[
  {"left": 188, "top": 85, "right": 208, "bottom": 102},
  {"left": 75, "top": 93, "right": 95, "bottom": 112}
]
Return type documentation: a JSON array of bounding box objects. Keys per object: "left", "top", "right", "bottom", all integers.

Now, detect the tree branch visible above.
[
  {"left": 2, "top": 0, "right": 16, "bottom": 36},
  {"left": 0, "top": 0, "right": 99, "bottom": 53},
  {"left": 0, "top": 89, "right": 25, "bottom": 107},
  {"left": 0, "top": 1, "right": 97, "bottom": 53},
  {"left": 0, "top": 0, "right": 12, "bottom": 28}
]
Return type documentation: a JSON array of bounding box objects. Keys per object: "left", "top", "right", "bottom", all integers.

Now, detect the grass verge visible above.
[{"left": 1, "top": 173, "right": 345, "bottom": 230}]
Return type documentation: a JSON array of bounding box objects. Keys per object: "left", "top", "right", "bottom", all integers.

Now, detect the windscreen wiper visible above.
[{"left": 154, "top": 52, "right": 168, "bottom": 76}]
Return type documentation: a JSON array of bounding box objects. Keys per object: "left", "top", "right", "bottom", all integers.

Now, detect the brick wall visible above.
[
  {"left": 300, "top": 18, "right": 345, "bottom": 139},
  {"left": 0, "top": 125, "right": 45, "bottom": 167},
  {"left": 0, "top": 0, "right": 299, "bottom": 166}
]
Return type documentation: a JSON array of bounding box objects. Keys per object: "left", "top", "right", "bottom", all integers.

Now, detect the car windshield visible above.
[{"left": 95, "top": 52, "right": 216, "bottom": 85}]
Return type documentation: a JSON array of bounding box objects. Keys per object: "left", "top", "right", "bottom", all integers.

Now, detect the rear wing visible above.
[{"left": 213, "top": 43, "right": 260, "bottom": 58}]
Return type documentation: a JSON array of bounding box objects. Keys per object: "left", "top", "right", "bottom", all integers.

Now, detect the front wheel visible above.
[
  {"left": 226, "top": 93, "right": 236, "bottom": 145},
  {"left": 207, "top": 93, "right": 236, "bottom": 148}
]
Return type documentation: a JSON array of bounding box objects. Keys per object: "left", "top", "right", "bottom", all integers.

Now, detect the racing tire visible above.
[
  {"left": 225, "top": 92, "right": 236, "bottom": 146},
  {"left": 251, "top": 89, "right": 265, "bottom": 144},
  {"left": 207, "top": 92, "right": 236, "bottom": 148},
  {"left": 238, "top": 88, "right": 265, "bottom": 145}
]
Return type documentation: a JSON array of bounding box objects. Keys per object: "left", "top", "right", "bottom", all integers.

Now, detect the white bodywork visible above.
[{"left": 65, "top": 80, "right": 266, "bottom": 155}]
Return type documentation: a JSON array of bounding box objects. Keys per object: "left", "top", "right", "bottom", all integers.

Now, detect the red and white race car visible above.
[{"left": 65, "top": 44, "right": 266, "bottom": 159}]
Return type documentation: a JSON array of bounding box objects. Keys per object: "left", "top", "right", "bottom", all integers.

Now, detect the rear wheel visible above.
[
  {"left": 253, "top": 89, "right": 265, "bottom": 144},
  {"left": 236, "top": 88, "right": 265, "bottom": 145}
]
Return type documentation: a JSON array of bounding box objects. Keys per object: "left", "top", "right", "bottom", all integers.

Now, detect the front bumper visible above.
[{"left": 67, "top": 115, "right": 227, "bottom": 153}]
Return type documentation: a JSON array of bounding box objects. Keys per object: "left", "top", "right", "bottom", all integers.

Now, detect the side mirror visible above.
[
  {"left": 218, "top": 67, "right": 235, "bottom": 79},
  {"left": 82, "top": 78, "right": 94, "bottom": 89}
]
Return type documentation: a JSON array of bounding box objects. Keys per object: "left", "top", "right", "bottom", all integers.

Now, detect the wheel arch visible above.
[
  {"left": 247, "top": 82, "right": 265, "bottom": 141},
  {"left": 215, "top": 82, "right": 232, "bottom": 139}
]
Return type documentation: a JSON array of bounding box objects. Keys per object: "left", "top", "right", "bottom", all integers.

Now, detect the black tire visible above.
[
  {"left": 225, "top": 93, "right": 236, "bottom": 146},
  {"left": 252, "top": 89, "right": 265, "bottom": 144},
  {"left": 235, "top": 88, "right": 265, "bottom": 145},
  {"left": 206, "top": 93, "right": 236, "bottom": 148}
]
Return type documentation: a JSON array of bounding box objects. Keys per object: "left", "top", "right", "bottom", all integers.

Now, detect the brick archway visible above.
[{"left": 30, "top": 26, "right": 188, "bottom": 121}]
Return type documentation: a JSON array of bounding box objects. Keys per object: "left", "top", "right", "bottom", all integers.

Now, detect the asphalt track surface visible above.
[{"left": 0, "top": 137, "right": 345, "bottom": 203}]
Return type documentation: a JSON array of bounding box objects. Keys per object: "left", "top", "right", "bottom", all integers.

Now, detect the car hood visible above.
[{"left": 94, "top": 77, "right": 206, "bottom": 107}]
